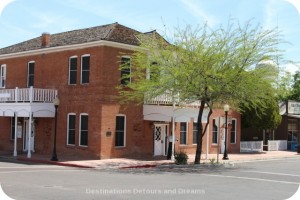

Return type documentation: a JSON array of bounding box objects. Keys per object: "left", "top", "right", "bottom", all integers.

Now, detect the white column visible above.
[
  {"left": 27, "top": 112, "right": 32, "bottom": 158},
  {"left": 13, "top": 113, "right": 18, "bottom": 157},
  {"left": 171, "top": 102, "right": 175, "bottom": 161}
]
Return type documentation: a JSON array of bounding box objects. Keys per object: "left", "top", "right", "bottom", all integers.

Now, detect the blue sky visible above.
[{"left": 0, "top": 0, "right": 300, "bottom": 73}]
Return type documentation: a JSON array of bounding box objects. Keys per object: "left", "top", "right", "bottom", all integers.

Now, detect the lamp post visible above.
[
  {"left": 223, "top": 104, "right": 229, "bottom": 160},
  {"left": 51, "top": 96, "right": 60, "bottom": 161}
]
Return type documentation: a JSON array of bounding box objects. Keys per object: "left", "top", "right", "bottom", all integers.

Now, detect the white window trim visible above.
[
  {"left": 230, "top": 118, "right": 237, "bottom": 144},
  {"left": 0, "top": 64, "right": 6, "bottom": 88},
  {"left": 67, "top": 113, "right": 76, "bottom": 146},
  {"left": 27, "top": 61, "right": 35, "bottom": 87},
  {"left": 179, "top": 122, "right": 188, "bottom": 145},
  {"left": 81, "top": 54, "right": 90, "bottom": 85},
  {"left": 115, "top": 114, "right": 126, "bottom": 147},
  {"left": 212, "top": 118, "right": 219, "bottom": 144},
  {"left": 121, "top": 56, "right": 131, "bottom": 84},
  {"left": 68, "top": 56, "right": 77, "bottom": 85},
  {"left": 79, "top": 113, "right": 88, "bottom": 147}
]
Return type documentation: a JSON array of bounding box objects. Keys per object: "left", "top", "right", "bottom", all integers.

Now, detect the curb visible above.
[{"left": 17, "top": 157, "right": 95, "bottom": 169}]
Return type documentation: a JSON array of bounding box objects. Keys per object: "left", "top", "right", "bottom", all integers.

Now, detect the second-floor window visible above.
[
  {"left": 69, "top": 56, "right": 77, "bottom": 85},
  {"left": 81, "top": 55, "right": 90, "bottom": 84},
  {"left": 27, "top": 61, "right": 35, "bottom": 87},
  {"left": 0, "top": 64, "right": 6, "bottom": 88},
  {"left": 120, "top": 57, "right": 131, "bottom": 85}
]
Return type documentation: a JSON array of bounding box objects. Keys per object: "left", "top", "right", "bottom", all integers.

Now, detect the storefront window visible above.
[{"left": 288, "top": 119, "right": 298, "bottom": 150}]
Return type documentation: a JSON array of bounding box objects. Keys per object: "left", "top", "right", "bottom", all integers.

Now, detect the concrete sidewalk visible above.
[{"left": 3, "top": 150, "right": 298, "bottom": 169}]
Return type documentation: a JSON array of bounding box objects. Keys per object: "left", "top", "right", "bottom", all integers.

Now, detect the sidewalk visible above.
[{"left": 1, "top": 151, "right": 299, "bottom": 169}]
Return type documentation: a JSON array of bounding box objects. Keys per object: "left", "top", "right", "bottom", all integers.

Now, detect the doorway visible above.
[{"left": 154, "top": 124, "right": 168, "bottom": 156}]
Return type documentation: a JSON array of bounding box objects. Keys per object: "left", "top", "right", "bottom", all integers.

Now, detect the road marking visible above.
[
  {"left": 0, "top": 166, "right": 64, "bottom": 169},
  {"left": 199, "top": 174, "right": 300, "bottom": 185},
  {"left": 0, "top": 169, "right": 87, "bottom": 174},
  {"left": 241, "top": 170, "right": 300, "bottom": 177}
]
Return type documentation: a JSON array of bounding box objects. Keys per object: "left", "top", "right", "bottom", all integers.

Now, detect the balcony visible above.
[
  {"left": 0, "top": 87, "right": 58, "bottom": 117},
  {"left": 0, "top": 86, "right": 57, "bottom": 103}
]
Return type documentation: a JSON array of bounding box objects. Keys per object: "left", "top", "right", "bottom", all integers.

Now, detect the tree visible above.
[
  {"left": 288, "top": 71, "right": 300, "bottom": 101},
  {"left": 119, "top": 20, "right": 283, "bottom": 164}
]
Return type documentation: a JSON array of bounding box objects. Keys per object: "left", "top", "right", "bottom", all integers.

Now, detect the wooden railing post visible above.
[
  {"left": 15, "top": 87, "right": 18, "bottom": 102},
  {"left": 29, "top": 86, "right": 33, "bottom": 102}
]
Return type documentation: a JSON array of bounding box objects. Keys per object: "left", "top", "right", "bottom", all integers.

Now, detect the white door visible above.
[
  {"left": 154, "top": 124, "right": 167, "bottom": 156},
  {"left": 23, "top": 120, "right": 35, "bottom": 152}
]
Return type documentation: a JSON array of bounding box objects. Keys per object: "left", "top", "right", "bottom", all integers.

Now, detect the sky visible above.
[{"left": 0, "top": 0, "right": 300, "bottom": 73}]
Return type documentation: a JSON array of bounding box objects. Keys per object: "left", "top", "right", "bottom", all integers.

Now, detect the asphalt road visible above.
[{"left": 0, "top": 157, "right": 299, "bottom": 200}]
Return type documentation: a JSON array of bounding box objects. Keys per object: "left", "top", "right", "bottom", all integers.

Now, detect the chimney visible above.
[{"left": 41, "top": 33, "right": 50, "bottom": 47}]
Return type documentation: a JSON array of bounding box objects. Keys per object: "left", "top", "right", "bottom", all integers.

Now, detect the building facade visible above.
[{"left": 0, "top": 23, "right": 241, "bottom": 160}]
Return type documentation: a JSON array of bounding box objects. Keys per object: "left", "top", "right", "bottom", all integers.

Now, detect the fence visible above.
[
  {"left": 240, "top": 141, "right": 263, "bottom": 153},
  {"left": 268, "top": 140, "right": 287, "bottom": 151}
]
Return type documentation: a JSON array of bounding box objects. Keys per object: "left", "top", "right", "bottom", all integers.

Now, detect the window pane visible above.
[
  {"left": 230, "top": 119, "right": 236, "bottom": 143},
  {"left": 82, "top": 71, "right": 89, "bottom": 84},
  {"left": 68, "top": 130, "right": 75, "bottom": 145},
  {"left": 120, "top": 57, "right": 130, "bottom": 85},
  {"left": 81, "top": 56, "right": 90, "bottom": 84},
  {"left": 80, "top": 115, "right": 88, "bottom": 146},
  {"left": 80, "top": 131, "right": 88, "bottom": 146},
  {"left": 82, "top": 56, "right": 90, "bottom": 70},
  {"left": 115, "top": 116, "right": 125, "bottom": 146},
  {"left": 69, "top": 57, "right": 77, "bottom": 84},
  {"left": 70, "top": 57, "right": 77, "bottom": 70},
  {"left": 28, "top": 62, "right": 35, "bottom": 87}
]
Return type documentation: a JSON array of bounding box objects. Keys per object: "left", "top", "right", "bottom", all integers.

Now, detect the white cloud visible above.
[
  {"left": 0, "top": 0, "right": 14, "bottom": 16},
  {"left": 179, "top": 0, "right": 218, "bottom": 27}
]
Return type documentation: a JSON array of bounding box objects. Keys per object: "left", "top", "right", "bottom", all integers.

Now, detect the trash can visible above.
[{"left": 291, "top": 142, "right": 297, "bottom": 151}]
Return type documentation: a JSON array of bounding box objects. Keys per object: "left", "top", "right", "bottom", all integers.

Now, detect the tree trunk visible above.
[{"left": 194, "top": 100, "right": 206, "bottom": 164}]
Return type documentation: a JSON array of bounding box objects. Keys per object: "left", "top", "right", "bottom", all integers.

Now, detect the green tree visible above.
[
  {"left": 288, "top": 71, "right": 300, "bottom": 101},
  {"left": 119, "top": 20, "right": 283, "bottom": 164}
]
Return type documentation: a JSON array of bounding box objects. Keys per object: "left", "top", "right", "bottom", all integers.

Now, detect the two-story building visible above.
[{"left": 0, "top": 22, "right": 241, "bottom": 160}]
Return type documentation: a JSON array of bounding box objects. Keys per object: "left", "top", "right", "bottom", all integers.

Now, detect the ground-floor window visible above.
[
  {"left": 115, "top": 115, "right": 126, "bottom": 147},
  {"left": 230, "top": 119, "right": 236, "bottom": 144},
  {"left": 193, "top": 122, "right": 198, "bottom": 144},
  {"left": 288, "top": 119, "right": 298, "bottom": 150},
  {"left": 79, "top": 114, "right": 88, "bottom": 146},
  {"left": 180, "top": 122, "right": 187, "bottom": 145},
  {"left": 212, "top": 119, "right": 218, "bottom": 144},
  {"left": 67, "top": 114, "right": 76, "bottom": 145}
]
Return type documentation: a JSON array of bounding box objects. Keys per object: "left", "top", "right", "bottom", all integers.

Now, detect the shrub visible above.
[{"left": 174, "top": 151, "right": 188, "bottom": 165}]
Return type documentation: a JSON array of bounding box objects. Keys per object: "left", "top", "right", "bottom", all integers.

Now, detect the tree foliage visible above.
[{"left": 119, "top": 20, "right": 283, "bottom": 164}]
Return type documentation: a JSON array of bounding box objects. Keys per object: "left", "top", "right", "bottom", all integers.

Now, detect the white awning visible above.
[{"left": 143, "top": 105, "right": 208, "bottom": 123}]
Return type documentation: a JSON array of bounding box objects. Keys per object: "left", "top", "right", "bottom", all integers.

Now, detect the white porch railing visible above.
[
  {"left": 145, "top": 91, "right": 201, "bottom": 107},
  {"left": 0, "top": 87, "right": 57, "bottom": 103},
  {"left": 240, "top": 141, "right": 263, "bottom": 153},
  {"left": 268, "top": 140, "right": 287, "bottom": 151}
]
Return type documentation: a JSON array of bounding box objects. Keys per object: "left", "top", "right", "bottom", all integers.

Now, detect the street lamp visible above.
[
  {"left": 51, "top": 96, "right": 60, "bottom": 161},
  {"left": 223, "top": 104, "right": 229, "bottom": 160}
]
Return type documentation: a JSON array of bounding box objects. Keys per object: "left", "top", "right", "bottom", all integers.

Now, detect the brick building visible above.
[{"left": 0, "top": 23, "right": 241, "bottom": 160}]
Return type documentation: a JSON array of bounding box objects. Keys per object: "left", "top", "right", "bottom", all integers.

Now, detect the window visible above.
[
  {"left": 69, "top": 56, "right": 77, "bottom": 85},
  {"left": 115, "top": 115, "right": 126, "bottom": 147},
  {"left": 180, "top": 122, "right": 187, "bottom": 145},
  {"left": 27, "top": 61, "right": 35, "bottom": 87},
  {"left": 79, "top": 114, "right": 88, "bottom": 146},
  {"left": 193, "top": 122, "right": 198, "bottom": 144},
  {"left": 120, "top": 57, "right": 131, "bottom": 85},
  {"left": 11, "top": 117, "right": 15, "bottom": 140},
  {"left": 230, "top": 119, "right": 236, "bottom": 144},
  {"left": 81, "top": 55, "right": 90, "bottom": 84},
  {"left": 67, "top": 114, "right": 76, "bottom": 145},
  {"left": 288, "top": 119, "right": 298, "bottom": 142},
  {"left": 212, "top": 119, "right": 218, "bottom": 144},
  {"left": 0, "top": 64, "right": 6, "bottom": 88}
]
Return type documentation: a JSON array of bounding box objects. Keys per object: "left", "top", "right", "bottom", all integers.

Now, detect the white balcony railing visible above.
[
  {"left": 144, "top": 91, "right": 201, "bottom": 107},
  {"left": 0, "top": 87, "right": 57, "bottom": 103}
]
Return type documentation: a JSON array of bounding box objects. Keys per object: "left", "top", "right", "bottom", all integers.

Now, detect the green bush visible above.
[{"left": 174, "top": 151, "right": 188, "bottom": 165}]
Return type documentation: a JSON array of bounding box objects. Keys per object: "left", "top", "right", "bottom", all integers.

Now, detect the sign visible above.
[{"left": 288, "top": 101, "right": 300, "bottom": 114}]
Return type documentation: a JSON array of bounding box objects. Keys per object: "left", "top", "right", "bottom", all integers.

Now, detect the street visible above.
[{"left": 0, "top": 157, "right": 299, "bottom": 200}]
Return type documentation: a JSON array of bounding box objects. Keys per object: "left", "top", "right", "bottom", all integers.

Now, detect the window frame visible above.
[
  {"left": 67, "top": 113, "right": 76, "bottom": 145},
  {"left": 79, "top": 113, "right": 88, "bottom": 147},
  {"left": 81, "top": 54, "right": 90, "bottom": 84},
  {"left": 0, "top": 64, "right": 6, "bottom": 88},
  {"left": 115, "top": 114, "right": 126, "bottom": 147},
  {"left": 27, "top": 61, "right": 35, "bottom": 87},
  {"left": 120, "top": 56, "right": 131, "bottom": 85},
  {"left": 68, "top": 56, "right": 77, "bottom": 85},
  {"left": 180, "top": 122, "right": 188, "bottom": 145}
]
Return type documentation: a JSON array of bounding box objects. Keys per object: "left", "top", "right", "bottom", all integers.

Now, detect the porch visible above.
[{"left": 0, "top": 87, "right": 58, "bottom": 158}]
